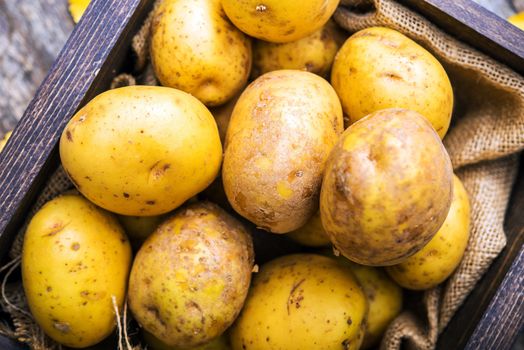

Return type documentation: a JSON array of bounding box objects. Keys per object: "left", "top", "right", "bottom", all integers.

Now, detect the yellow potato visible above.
[
  {"left": 210, "top": 92, "right": 241, "bottom": 144},
  {"left": 150, "top": 0, "right": 252, "bottom": 106},
  {"left": 331, "top": 27, "right": 453, "bottom": 138},
  {"left": 69, "top": 0, "right": 90, "bottom": 23},
  {"left": 128, "top": 202, "right": 254, "bottom": 348},
  {"left": 287, "top": 211, "right": 331, "bottom": 247},
  {"left": 341, "top": 261, "right": 402, "bottom": 349},
  {"left": 223, "top": 70, "right": 343, "bottom": 233},
  {"left": 230, "top": 254, "right": 367, "bottom": 350},
  {"left": 508, "top": 12, "right": 524, "bottom": 30},
  {"left": 117, "top": 214, "right": 166, "bottom": 249},
  {"left": 143, "top": 330, "right": 231, "bottom": 350},
  {"left": 59, "top": 86, "right": 222, "bottom": 216},
  {"left": 222, "top": 0, "right": 340, "bottom": 43},
  {"left": 0, "top": 130, "right": 12, "bottom": 152},
  {"left": 251, "top": 21, "right": 345, "bottom": 78},
  {"left": 320, "top": 108, "right": 453, "bottom": 266},
  {"left": 386, "top": 175, "right": 471, "bottom": 290},
  {"left": 21, "top": 194, "right": 131, "bottom": 348}
]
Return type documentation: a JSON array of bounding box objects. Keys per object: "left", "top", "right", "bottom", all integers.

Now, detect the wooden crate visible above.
[{"left": 0, "top": 0, "right": 522, "bottom": 348}]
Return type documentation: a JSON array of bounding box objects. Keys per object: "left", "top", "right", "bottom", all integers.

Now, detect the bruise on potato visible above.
[
  {"left": 320, "top": 108, "right": 453, "bottom": 266},
  {"left": 128, "top": 202, "right": 254, "bottom": 348},
  {"left": 230, "top": 254, "right": 367, "bottom": 350},
  {"left": 222, "top": 70, "right": 343, "bottom": 234}
]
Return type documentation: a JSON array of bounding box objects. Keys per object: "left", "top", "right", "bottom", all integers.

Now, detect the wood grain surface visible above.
[{"left": 0, "top": 0, "right": 73, "bottom": 133}]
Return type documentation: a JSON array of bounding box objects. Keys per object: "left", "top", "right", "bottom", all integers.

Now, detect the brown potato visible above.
[
  {"left": 320, "top": 108, "right": 453, "bottom": 266},
  {"left": 128, "top": 202, "right": 254, "bottom": 348},
  {"left": 222, "top": 70, "right": 343, "bottom": 233}
]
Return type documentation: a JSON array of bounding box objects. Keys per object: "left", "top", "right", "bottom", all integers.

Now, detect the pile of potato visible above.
[{"left": 14, "top": 0, "right": 472, "bottom": 349}]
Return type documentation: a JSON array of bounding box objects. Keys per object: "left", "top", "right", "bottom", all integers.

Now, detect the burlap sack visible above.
[{"left": 1, "top": 1, "right": 523, "bottom": 349}]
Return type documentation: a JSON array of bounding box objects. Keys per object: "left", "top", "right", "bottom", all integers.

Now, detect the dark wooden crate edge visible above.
[
  {"left": 399, "top": 0, "right": 524, "bottom": 74},
  {"left": 0, "top": 0, "right": 522, "bottom": 349}
]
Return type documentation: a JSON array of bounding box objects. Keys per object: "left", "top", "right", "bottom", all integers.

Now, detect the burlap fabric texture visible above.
[{"left": 1, "top": 0, "right": 523, "bottom": 349}]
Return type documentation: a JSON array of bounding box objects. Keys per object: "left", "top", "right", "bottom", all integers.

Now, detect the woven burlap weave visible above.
[{"left": 1, "top": 1, "right": 522, "bottom": 349}]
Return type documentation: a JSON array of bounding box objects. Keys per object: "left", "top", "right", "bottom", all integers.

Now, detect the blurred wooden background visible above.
[{"left": 0, "top": 0, "right": 519, "bottom": 135}]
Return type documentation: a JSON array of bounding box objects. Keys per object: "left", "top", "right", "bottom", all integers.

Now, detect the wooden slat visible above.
[
  {"left": 399, "top": 0, "right": 524, "bottom": 74},
  {"left": 465, "top": 246, "right": 524, "bottom": 349},
  {"left": 0, "top": 0, "right": 154, "bottom": 259}
]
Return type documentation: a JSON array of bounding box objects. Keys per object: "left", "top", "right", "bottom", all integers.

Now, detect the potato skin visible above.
[
  {"left": 222, "top": 0, "right": 339, "bottom": 43},
  {"left": 386, "top": 175, "right": 471, "bottom": 290},
  {"left": 223, "top": 70, "right": 343, "bottom": 233},
  {"left": 117, "top": 214, "right": 166, "bottom": 250},
  {"left": 251, "top": 21, "right": 345, "bottom": 78},
  {"left": 59, "top": 86, "right": 222, "bottom": 216},
  {"left": 210, "top": 92, "right": 242, "bottom": 144},
  {"left": 0, "top": 130, "right": 12, "bottom": 152},
  {"left": 331, "top": 27, "right": 453, "bottom": 138},
  {"left": 320, "top": 108, "right": 453, "bottom": 266},
  {"left": 128, "top": 202, "right": 254, "bottom": 348},
  {"left": 143, "top": 330, "right": 231, "bottom": 350},
  {"left": 150, "top": 0, "right": 251, "bottom": 106},
  {"left": 22, "top": 194, "right": 132, "bottom": 348},
  {"left": 341, "top": 261, "right": 402, "bottom": 348},
  {"left": 230, "top": 254, "right": 367, "bottom": 350},
  {"left": 287, "top": 211, "right": 331, "bottom": 247}
]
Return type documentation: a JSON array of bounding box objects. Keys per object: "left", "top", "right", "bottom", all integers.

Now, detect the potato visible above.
[
  {"left": 210, "top": 92, "right": 241, "bottom": 144},
  {"left": 117, "top": 214, "right": 166, "bottom": 249},
  {"left": 21, "top": 194, "right": 132, "bottom": 348},
  {"left": 0, "top": 130, "right": 12, "bottom": 152},
  {"left": 128, "top": 202, "right": 254, "bottom": 348},
  {"left": 508, "top": 12, "right": 524, "bottom": 30},
  {"left": 144, "top": 330, "right": 231, "bottom": 350},
  {"left": 150, "top": 0, "right": 251, "bottom": 106},
  {"left": 386, "top": 174, "right": 471, "bottom": 290},
  {"left": 251, "top": 21, "right": 345, "bottom": 78},
  {"left": 287, "top": 211, "right": 330, "bottom": 247},
  {"left": 222, "top": 0, "right": 339, "bottom": 43},
  {"left": 339, "top": 260, "right": 402, "bottom": 348},
  {"left": 59, "top": 86, "right": 222, "bottom": 216},
  {"left": 331, "top": 27, "right": 453, "bottom": 138},
  {"left": 230, "top": 254, "right": 367, "bottom": 350},
  {"left": 223, "top": 70, "right": 343, "bottom": 233},
  {"left": 320, "top": 108, "right": 453, "bottom": 266}
]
